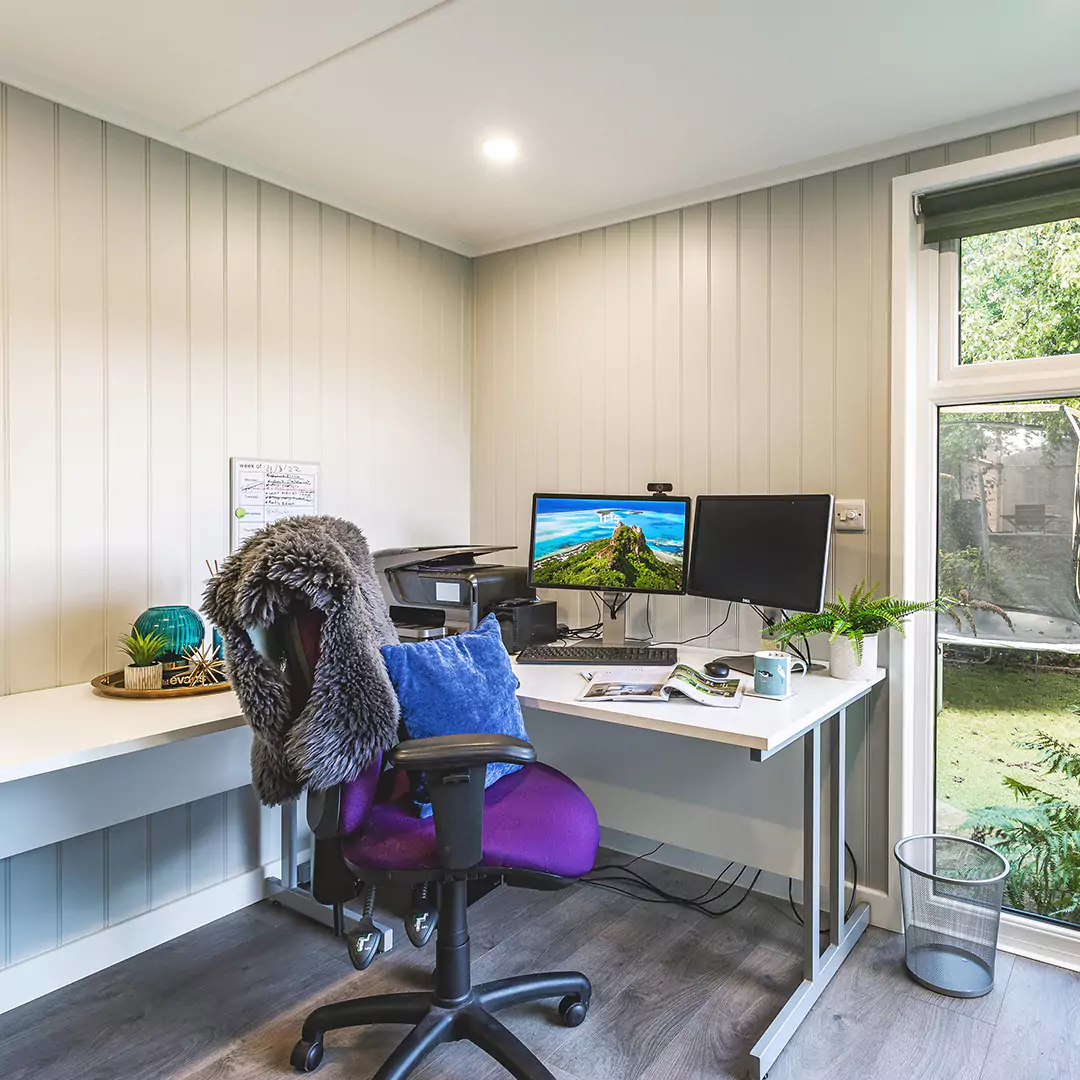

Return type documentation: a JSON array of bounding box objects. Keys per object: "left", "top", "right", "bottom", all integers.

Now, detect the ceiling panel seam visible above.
[{"left": 180, "top": 0, "right": 458, "bottom": 134}]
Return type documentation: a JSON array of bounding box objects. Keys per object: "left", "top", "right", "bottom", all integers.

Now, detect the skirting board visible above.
[{"left": 0, "top": 854, "right": 298, "bottom": 1016}]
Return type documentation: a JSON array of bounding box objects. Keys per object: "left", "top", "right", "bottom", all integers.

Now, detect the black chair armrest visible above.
[
  {"left": 389, "top": 733, "right": 536, "bottom": 771},
  {"left": 389, "top": 734, "right": 537, "bottom": 871},
  {"left": 306, "top": 784, "right": 343, "bottom": 839}
]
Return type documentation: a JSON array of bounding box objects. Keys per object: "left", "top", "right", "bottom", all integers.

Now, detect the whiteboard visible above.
[{"left": 230, "top": 458, "right": 320, "bottom": 551}]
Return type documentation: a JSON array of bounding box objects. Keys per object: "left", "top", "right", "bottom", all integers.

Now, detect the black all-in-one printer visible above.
[{"left": 373, "top": 545, "right": 533, "bottom": 639}]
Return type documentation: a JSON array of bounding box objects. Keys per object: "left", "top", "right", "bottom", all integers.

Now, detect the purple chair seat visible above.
[{"left": 341, "top": 762, "right": 599, "bottom": 879}]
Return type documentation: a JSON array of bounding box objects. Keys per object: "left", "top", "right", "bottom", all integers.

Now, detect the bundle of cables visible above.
[{"left": 584, "top": 841, "right": 859, "bottom": 929}]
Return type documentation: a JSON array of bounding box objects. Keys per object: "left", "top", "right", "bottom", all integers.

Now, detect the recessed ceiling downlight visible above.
[{"left": 481, "top": 137, "right": 519, "bottom": 163}]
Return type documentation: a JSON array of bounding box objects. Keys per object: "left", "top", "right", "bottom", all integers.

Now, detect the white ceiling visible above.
[{"left": 3, "top": 0, "right": 1080, "bottom": 255}]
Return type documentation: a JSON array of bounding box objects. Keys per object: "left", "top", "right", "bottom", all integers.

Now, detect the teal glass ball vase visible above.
[{"left": 134, "top": 605, "right": 205, "bottom": 688}]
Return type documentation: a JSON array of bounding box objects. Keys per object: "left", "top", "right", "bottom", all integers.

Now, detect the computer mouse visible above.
[{"left": 703, "top": 658, "right": 730, "bottom": 679}]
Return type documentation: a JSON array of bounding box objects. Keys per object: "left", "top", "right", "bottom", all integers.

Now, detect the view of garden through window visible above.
[
  {"left": 939, "top": 220, "right": 1080, "bottom": 926},
  {"left": 960, "top": 219, "right": 1080, "bottom": 364}
]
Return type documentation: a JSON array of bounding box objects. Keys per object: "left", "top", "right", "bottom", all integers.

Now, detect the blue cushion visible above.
[{"left": 380, "top": 614, "right": 528, "bottom": 817}]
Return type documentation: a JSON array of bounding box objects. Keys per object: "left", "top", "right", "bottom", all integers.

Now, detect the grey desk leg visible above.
[
  {"left": 282, "top": 796, "right": 299, "bottom": 890},
  {"left": 265, "top": 797, "right": 393, "bottom": 951},
  {"left": 749, "top": 711, "right": 869, "bottom": 1080},
  {"left": 830, "top": 708, "right": 846, "bottom": 948},
  {"left": 803, "top": 725, "right": 821, "bottom": 980}
]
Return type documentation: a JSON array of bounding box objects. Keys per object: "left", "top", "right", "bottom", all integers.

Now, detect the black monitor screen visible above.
[
  {"left": 528, "top": 493, "right": 691, "bottom": 594},
  {"left": 687, "top": 495, "right": 833, "bottom": 612}
]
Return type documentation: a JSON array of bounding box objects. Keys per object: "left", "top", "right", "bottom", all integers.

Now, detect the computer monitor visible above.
[
  {"left": 687, "top": 494, "right": 834, "bottom": 613},
  {"left": 527, "top": 493, "right": 691, "bottom": 595}
]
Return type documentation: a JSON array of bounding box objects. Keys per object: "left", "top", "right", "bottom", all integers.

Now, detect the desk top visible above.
[
  {"left": 0, "top": 682, "right": 244, "bottom": 783},
  {"left": 1, "top": 645, "right": 885, "bottom": 784},
  {"left": 514, "top": 644, "right": 885, "bottom": 756}
]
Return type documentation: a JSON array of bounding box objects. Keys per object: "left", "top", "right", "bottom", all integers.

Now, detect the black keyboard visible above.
[{"left": 515, "top": 645, "right": 678, "bottom": 666}]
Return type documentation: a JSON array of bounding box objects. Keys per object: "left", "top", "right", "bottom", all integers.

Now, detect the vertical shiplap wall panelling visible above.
[
  {"left": 577, "top": 231, "right": 606, "bottom": 502},
  {"left": 57, "top": 109, "right": 106, "bottom": 685},
  {"left": 832, "top": 166, "right": 872, "bottom": 597},
  {"left": 767, "top": 183, "right": 802, "bottom": 495},
  {"left": 533, "top": 244, "right": 559, "bottom": 492},
  {"left": 224, "top": 169, "right": 259, "bottom": 460},
  {"left": 1, "top": 85, "right": 475, "bottom": 974},
  {"left": 148, "top": 806, "right": 188, "bottom": 909},
  {"left": 1034, "top": 113, "right": 1080, "bottom": 144},
  {"left": 188, "top": 794, "right": 226, "bottom": 894},
  {"left": 59, "top": 831, "right": 105, "bottom": 945},
  {"left": 371, "top": 226, "right": 398, "bottom": 540},
  {"left": 345, "top": 215, "right": 375, "bottom": 525},
  {"left": 105, "top": 123, "right": 150, "bottom": 650},
  {"left": 652, "top": 212, "right": 682, "bottom": 644},
  {"left": 106, "top": 816, "right": 148, "bottom": 925},
  {"left": 471, "top": 251, "right": 495, "bottom": 546},
  {"left": 6, "top": 88, "right": 58, "bottom": 694},
  {"left": 396, "top": 233, "right": 424, "bottom": 541},
  {"left": 799, "top": 172, "right": 837, "bottom": 607},
  {"left": 626, "top": 221, "right": 656, "bottom": 508},
  {"left": 492, "top": 250, "right": 518, "bottom": 550},
  {"left": 833, "top": 165, "right": 873, "bottom": 882},
  {"left": 736, "top": 190, "right": 770, "bottom": 651},
  {"left": 188, "top": 156, "right": 225, "bottom": 604},
  {"left": 679, "top": 205, "right": 709, "bottom": 645},
  {"left": 945, "top": 134, "right": 990, "bottom": 164},
  {"left": 320, "top": 207, "right": 348, "bottom": 518},
  {"left": 707, "top": 198, "right": 740, "bottom": 652},
  {"left": 148, "top": 142, "right": 189, "bottom": 608},
  {"left": 258, "top": 184, "right": 291, "bottom": 460},
  {"left": 601, "top": 224, "right": 629, "bottom": 498},
  {"left": 512, "top": 246, "right": 538, "bottom": 562},
  {"left": 989, "top": 126, "right": 1034, "bottom": 155},
  {"left": 556, "top": 235, "right": 584, "bottom": 628},
  {"left": 289, "top": 195, "right": 322, "bottom": 468}
]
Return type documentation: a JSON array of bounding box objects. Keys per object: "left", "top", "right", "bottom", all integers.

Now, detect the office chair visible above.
[{"left": 271, "top": 607, "right": 600, "bottom": 1080}]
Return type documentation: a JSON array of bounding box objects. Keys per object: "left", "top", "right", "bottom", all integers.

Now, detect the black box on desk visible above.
[{"left": 492, "top": 598, "right": 558, "bottom": 653}]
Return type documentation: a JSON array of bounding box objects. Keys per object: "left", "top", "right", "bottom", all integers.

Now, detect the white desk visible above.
[
  {"left": 4, "top": 651, "right": 883, "bottom": 1076},
  {"left": 0, "top": 682, "right": 245, "bottom": 784},
  {"left": 514, "top": 645, "right": 885, "bottom": 1080},
  {"left": 0, "top": 683, "right": 362, "bottom": 1014}
]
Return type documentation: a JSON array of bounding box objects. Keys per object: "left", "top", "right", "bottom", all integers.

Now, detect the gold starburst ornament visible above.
[{"left": 183, "top": 642, "right": 228, "bottom": 687}]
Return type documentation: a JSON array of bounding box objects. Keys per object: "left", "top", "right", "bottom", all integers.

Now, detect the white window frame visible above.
[{"left": 891, "top": 135, "right": 1080, "bottom": 972}]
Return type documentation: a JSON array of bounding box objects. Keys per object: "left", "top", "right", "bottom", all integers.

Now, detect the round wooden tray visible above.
[{"left": 91, "top": 670, "right": 232, "bottom": 699}]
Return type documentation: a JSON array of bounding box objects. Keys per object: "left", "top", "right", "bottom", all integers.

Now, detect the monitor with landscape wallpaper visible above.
[{"left": 527, "top": 493, "right": 690, "bottom": 594}]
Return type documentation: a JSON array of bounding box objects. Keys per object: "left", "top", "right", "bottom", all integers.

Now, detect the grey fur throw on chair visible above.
[{"left": 203, "top": 515, "right": 400, "bottom": 806}]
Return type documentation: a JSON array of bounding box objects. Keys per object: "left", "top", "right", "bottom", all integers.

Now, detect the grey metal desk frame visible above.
[{"left": 748, "top": 704, "right": 869, "bottom": 1080}]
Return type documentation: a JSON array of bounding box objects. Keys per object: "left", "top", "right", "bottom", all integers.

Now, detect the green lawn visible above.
[{"left": 936, "top": 662, "right": 1080, "bottom": 829}]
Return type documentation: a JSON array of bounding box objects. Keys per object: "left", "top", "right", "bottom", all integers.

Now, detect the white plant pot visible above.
[
  {"left": 829, "top": 634, "right": 878, "bottom": 681},
  {"left": 125, "top": 662, "right": 163, "bottom": 691}
]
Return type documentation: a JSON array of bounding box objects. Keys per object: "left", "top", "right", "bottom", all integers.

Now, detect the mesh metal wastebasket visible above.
[{"left": 894, "top": 834, "right": 1009, "bottom": 998}]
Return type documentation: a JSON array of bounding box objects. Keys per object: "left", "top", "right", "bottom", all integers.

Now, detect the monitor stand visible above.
[{"left": 600, "top": 590, "right": 630, "bottom": 647}]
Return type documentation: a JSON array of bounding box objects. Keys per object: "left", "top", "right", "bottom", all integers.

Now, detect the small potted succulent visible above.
[
  {"left": 767, "top": 581, "right": 951, "bottom": 680},
  {"left": 119, "top": 626, "right": 169, "bottom": 691}
]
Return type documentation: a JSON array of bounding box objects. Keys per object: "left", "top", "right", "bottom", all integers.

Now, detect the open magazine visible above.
[{"left": 578, "top": 664, "right": 744, "bottom": 708}]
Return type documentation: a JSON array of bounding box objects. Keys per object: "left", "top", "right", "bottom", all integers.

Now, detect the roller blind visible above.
[{"left": 916, "top": 161, "right": 1080, "bottom": 243}]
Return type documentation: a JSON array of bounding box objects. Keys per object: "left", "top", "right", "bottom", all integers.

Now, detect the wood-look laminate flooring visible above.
[{"left": 1, "top": 859, "right": 1076, "bottom": 1080}]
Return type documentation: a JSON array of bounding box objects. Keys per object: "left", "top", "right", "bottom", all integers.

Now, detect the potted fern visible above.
[
  {"left": 119, "top": 626, "right": 169, "bottom": 691},
  {"left": 767, "top": 582, "right": 950, "bottom": 680}
]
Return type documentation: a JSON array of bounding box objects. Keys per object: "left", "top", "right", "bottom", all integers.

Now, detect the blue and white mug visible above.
[{"left": 753, "top": 650, "right": 807, "bottom": 697}]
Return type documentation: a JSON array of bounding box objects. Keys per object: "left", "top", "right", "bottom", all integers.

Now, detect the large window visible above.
[{"left": 937, "top": 364, "right": 1080, "bottom": 924}]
